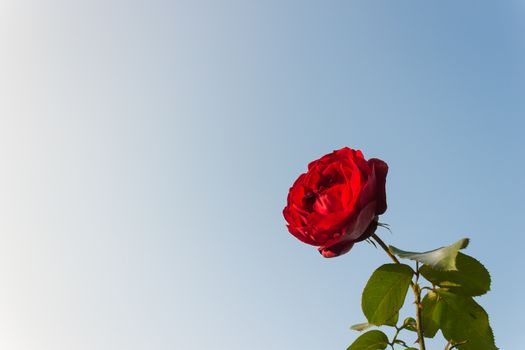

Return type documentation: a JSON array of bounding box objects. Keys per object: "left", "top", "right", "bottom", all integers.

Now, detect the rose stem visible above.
[{"left": 371, "top": 233, "right": 426, "bottom": 350}]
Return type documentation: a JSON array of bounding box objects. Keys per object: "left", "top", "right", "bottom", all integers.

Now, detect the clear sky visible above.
[{"left": 0, "top": 1, "right": 523, "bottom": 349}]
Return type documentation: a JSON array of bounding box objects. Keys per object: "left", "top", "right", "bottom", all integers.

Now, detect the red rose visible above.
[{"left": 283, "top": 147, "right": 388, "bottom": 258}]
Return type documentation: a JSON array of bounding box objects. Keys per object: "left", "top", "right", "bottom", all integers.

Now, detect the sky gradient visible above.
[{"left": 0, "top": 1, "right": 524, "bottom": 349}]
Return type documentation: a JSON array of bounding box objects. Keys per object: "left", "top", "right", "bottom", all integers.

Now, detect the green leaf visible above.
[
  {"left": 362, "top": 264, "right": 414, "bottom": 325},
  {"left": 435, "top": 290, "right": 498, "bottom": 350},
  {"left": 405, "top": 291, "right": 441, "bottom": 338},
  {"left": 384, "top": 312, "right": 399, "bottom": 327},
  {"left": 420, "top": 291, "right": 441, "bottom": 338},
  {"left": 403, "top": 317, "right": 416, "bottom": 326},
  {"left": 347, "top": 330, "right": 389, "bottom": 350},
  {"left": 350, "top": 323, "right": 372, "bottom": 332},
  {"left": 402, "top": 317, "right": 417, "bottom": 331},
  {"left": 420, "top": 253, "right": 491, "bottom": 296},
  {"left": 389, "top": 238, "right": 469, "bottom": 271}
]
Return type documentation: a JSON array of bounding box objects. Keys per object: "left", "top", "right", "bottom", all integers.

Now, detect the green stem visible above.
[
  {"left": 372, "top": 234, "right": 426, "bottom": 350},
  {"left": 390, "top": 325, "right": 411, "bottom": 349}
]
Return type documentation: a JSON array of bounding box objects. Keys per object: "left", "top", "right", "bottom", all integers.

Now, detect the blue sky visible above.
[{"left": 0, "top": 1, "right": 523, "bottom": 349}]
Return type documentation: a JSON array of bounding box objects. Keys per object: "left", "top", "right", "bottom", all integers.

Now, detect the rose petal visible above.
[
  {"left": 346, "top": 200, "right": 377, "bottom": 241},
  {"left": 354, "top": 217, "right": 378, "bottom": 242},
  {"left": 307, "top": 209, "right": 351, "bottom": 235},
  {"left": 368, "top": 158, "right": 388, "bottom": 215},
  {"left": 317, "top": 203, "right": 377, "bottom": 258},
  {"left": 313, "top": 184, "right": 345, "bottom": 214},
  {"left": 354, "top": 151, "right": 371, "bottom": 175},
  {"left": 287, "top": 225, "right": 319, "bottom": 246},
  {"left": 318, "top": 239, "right": 355, "bottom": 258},
  {"left": 283, "top": 206, "right": 303, "bottom": 226}
]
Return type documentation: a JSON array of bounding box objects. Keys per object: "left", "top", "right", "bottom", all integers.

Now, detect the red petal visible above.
[
  {"left": 318, "top": 239, "right": 355, "bottom": 258},
  {"left": 307, "top": 209, "right": 350, "bottom": 235},
  {"left": 313, "top": 184, "right": 345, "bottom": 214},
  {"left": 345, "top": 200, "right": 377, "bottom": 241},
  {"left": 287, "top": 225, "right": 319, "bottom": 246},
  {"left": 368, "top": 158, "right": 388, "bottom": 215}
]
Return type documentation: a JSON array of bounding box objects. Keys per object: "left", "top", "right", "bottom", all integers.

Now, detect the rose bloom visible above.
[{"left": 283, "top": 147, "right": 388, "bottom": 258}]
